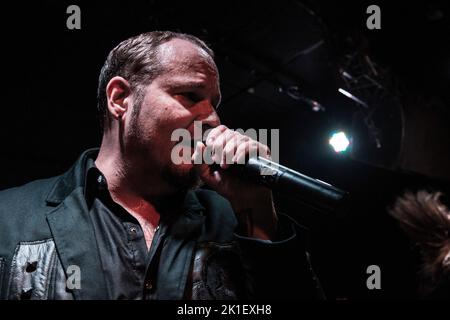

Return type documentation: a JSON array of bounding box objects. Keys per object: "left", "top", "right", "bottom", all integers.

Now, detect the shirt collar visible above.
[
  {"left": 84, "top": 158, "right": 108, "bottom": 209},
  {"left": 45, "top": 148, "right": 100, "bottom": 205},
  {"left": 46, "top": 148, "right": 205, "bottom": 219}
]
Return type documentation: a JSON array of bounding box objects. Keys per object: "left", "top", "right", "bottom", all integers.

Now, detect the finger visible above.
[
  {"left": 258, "top": 144, "right": 272, "bottom": 160},
  {"left": 192, "top": 141, "right": 212, "bottom": 181},
  {"left": 192, "top": 141, "right": 206, "bottom": 165},
  {"left": 192, "top": 141, "right": 223, "bottom": 187},
  {"left": 234, "top": 141, "right": 260, "bottom": 164},
  {"left": 221, "top": 135, "right": 249, "bottom": 169},
  {"left": 209, "top": 129, "right": 236, "bottom": 165},
  {"left": 205, "top": 125, "right": 227, "bottom": 145}
]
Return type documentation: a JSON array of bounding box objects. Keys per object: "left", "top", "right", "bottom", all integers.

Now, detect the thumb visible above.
[{"left": 191, "top": 141, "right": 222, "bottom": 188}]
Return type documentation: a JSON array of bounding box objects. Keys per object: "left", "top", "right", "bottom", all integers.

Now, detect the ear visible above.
[{"left": 106, "top": 76, "right": 132, "bottom": 120}]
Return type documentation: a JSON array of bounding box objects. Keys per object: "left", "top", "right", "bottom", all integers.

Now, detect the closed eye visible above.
[
  {"left": 174, "top": 91, "right": 220, "bottom": 109},
  {"left": 177, "top": 92, "right": 201, "bottom": 103},
  {"left": 185, "top": 92, "right": 202, "bottom": 102}
]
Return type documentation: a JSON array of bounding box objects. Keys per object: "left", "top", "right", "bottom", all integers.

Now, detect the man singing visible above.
[{"left": 0, "top": 31, "right": 321, "bottom": 300}]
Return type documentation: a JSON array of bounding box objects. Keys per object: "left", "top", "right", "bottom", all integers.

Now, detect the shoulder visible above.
[
  {"left": 0, "top": 176, "right": 61, "bottom": 227},
  {"left": 0, "top": 176, "right": 59, "bottom": 209},
  {"left": 0, "top": 176, "right": 62, "bottom": 252}
]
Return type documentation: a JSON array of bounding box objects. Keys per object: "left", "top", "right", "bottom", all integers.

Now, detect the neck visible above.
[{"left": 95, "top": 142, "right": 184, "bottom": 223}]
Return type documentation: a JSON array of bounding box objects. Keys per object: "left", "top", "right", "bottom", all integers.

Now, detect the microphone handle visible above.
[{"left": 241, "top": 157, "right": 348, "bottom": 213}]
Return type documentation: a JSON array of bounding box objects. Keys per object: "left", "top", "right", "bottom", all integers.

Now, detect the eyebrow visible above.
[{"left": 169, "top": 81, "right": 206, "bottom": 90}]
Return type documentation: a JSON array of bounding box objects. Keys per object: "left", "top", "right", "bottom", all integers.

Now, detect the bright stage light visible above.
[{"left": 329, "top": 131, "right": 350, "bottom": 153}]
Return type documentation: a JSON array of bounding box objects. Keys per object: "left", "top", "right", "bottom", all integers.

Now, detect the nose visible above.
[{"left": 196, "top": 100, "right": 221, "bottom": 129}]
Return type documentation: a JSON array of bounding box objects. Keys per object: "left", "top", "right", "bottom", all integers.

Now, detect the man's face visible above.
[{"left": 123, "top": 38, "right": 221, "bottom": 193}]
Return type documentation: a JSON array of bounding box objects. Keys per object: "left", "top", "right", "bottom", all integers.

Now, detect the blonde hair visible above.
[{"left": 389, "top": 190, "right": 450, "bottom": 296}]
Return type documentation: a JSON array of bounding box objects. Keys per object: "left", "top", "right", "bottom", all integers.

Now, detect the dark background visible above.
[{"left": 1, "top": 0, "right": 449, "bottom": 299}]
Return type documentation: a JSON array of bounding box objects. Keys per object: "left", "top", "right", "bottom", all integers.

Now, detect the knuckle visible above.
[
  {"left": 217, "top": 124, "right": 228, "bottom": 132},
  {"left": 238, "top": 134, "right": 249, "bottom": 142},
  {"left": 209, "top": 125, "right": 226, "bottom": 138}
]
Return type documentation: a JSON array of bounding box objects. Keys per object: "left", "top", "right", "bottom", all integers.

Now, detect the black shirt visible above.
[
  {"left": 0, "top": 148, "right": 323, "bottom": 300},
  {"left": 83, "top": 159, "right": 244, "bottom": 299},
  {"left": 85, "top": 159, "right": 177, "bottom": 299},
  {"left": 81, "top": 156, "right": 320, "bottom": 300}
]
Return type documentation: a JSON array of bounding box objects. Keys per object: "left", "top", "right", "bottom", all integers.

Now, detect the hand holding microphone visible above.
[
  {"left": 191, "top": 125, "right": 348, "bottom": 240},
  {"left": 191, "top": 125, "right": 278, "bottom": 241}
]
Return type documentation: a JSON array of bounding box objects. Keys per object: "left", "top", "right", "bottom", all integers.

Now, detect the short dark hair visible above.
[{"left": 97, "top": 31, "right": 214, "bottom": 131}]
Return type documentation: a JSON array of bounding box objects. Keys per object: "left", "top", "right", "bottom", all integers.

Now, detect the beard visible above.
[
  {"left": 161, "top": 162, "right": 204, "bottom": 192},
  {"left": 128, "top": 99, "right": 203, "bottom": 194}
]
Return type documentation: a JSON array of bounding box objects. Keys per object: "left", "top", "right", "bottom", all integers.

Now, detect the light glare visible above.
[{"left": 329, "top": 131, "right": 350, "bottom": 153}]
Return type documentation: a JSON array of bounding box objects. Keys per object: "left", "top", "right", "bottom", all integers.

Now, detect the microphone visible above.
[
  {"left": 194, "top": 133, "right": 348, "bottom": 213},
  {"left": 211, "top": 156, "right": 348, "bottom": 213}
]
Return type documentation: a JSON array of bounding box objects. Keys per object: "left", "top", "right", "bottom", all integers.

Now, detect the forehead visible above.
[{"left": 156, "top": 38, "right": 218, "bottom": 82}]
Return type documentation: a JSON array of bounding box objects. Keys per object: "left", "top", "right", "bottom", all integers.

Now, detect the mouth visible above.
[
  {"left": 176, "top": 138, "right": 202, "bottom": 149},
  {"left": 174, "top": 123, "right": 215, "bottom": 149}
]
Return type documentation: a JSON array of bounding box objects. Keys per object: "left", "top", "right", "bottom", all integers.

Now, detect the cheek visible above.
[
  {"left": 146, "top": 102, "right": 195, "bottom": 135},
  {"left": 133, "top": 101, "right": 194, "bottom": 153}
]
